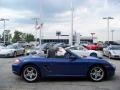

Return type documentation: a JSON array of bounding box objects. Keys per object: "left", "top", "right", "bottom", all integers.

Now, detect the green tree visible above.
[
  {"left": 12, "top": 30, "right": 35, "bottom": 43},
  {"left": 12, "top": 30, "right": 22, "bottom": 43},
  {"left": 25, "top": 34, "right": 35, "bottom": 43}
]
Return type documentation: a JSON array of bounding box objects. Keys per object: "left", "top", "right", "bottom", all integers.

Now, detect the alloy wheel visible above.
[
  {"left": 89, "top": 66, "right": 104, "bottom": 81},
  {"left": 23, "top": 66, "right": 38, "bottom": 82}
]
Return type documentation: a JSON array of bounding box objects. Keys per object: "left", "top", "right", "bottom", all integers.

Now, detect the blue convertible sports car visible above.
[{"left": 12, "top": 50, "right": 115, "bottom": 82}]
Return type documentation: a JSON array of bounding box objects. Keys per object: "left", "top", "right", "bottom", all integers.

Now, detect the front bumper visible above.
[
  {"left": 0, "top": 53, "right": 14, "bottom": 57},
  {"left": 111, "top": 55, "right": 120, "bottom": 58},
  {"left": 105, "top": 65, "right": 116, "bottom": 78}
]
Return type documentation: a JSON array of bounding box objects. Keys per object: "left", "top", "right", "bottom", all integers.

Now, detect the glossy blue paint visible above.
[{"left": 12, "top": 51, "right": 115, "bottom": 79}]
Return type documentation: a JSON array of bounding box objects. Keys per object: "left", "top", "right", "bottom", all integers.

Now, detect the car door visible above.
[
  {"left": 15, "top": 46, "right": 22, "bottom": 55},
  {"left": 44, "top": 53, "right": 87, "bottom": 77}
]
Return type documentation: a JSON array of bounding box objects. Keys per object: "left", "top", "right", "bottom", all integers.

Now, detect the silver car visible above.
[
  {"left": 103, "top": 45, "right": 120, "bottom": 59},
  {"left": 0, "top": 45, "right": 25, "bottom": 57}
]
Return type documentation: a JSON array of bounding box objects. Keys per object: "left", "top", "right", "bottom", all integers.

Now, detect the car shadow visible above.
[
  {"left": 39, "top": 77, "right": 88, "bottom": 82},
  {"left": 36, "top": 77, "right": 116, "bottom": 83}
]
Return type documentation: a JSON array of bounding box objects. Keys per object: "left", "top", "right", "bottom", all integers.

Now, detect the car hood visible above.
[
  {"left": 82, "top": 56, "right": 107, "bottom": 63},
  {"left": 0, "top": 49, "right": 14, "bottom": 53},
  {"left": 110, "top": 50, "right": 120, "bottom": 55}
]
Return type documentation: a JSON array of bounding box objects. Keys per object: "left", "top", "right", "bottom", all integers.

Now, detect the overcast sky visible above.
[{"left": 0, "top": 0, "right": 120, "bottom": 41}]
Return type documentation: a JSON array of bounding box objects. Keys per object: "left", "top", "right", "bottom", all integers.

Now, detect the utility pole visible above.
[
  {"left": 0, "top": 18, "right": 9, "bottom": 45},
  {"left": 32, "top": 18, "right": 40, "bottom": 46},
  {"left": 91, "top": 33, "right": 95, "bottom": 43},
  {"left": 103, "top": 17, "right": 114, "bottom": 41},
  {"left": 69, "top": 0, "right": 74, "bottom": 46},
  {"left": 111, "top": 30, "right": 115, "bottom": 41},
  {"left": 39, "top": 23, "right": 43, "bottom": 46}
]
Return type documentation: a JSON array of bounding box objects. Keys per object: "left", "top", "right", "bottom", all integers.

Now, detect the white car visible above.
[
  {"left": 66, "top": 46, "right": 102, "bottom": 58},
  {"left": 0, "top": 45, "right": 25, "bottom": 57},
  {"left": 103, "top": 45, "right": 120, "bottom": 59},
  {"left": 26, "top": 46, "right": 44, "bottom": 56}
]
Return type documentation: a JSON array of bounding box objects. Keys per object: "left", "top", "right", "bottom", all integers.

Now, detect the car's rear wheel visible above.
[
  {"left": 90, "top": 53, "right": 97, "bottom": 57},
  {"left": 22, "top": 65, "right": 39, "bottom": 82},
  {"left": 89, "top": 66, "right": 105, "bottom": 82}
]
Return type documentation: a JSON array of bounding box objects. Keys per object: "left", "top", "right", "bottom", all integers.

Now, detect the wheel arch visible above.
[{"left": 20, "top": 63, "right": 42, "bottom": 76}]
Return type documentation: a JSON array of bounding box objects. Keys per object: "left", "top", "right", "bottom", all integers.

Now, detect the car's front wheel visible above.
[
  {"left": 108, "top": 53, "right": 112, "bottom": 59},
  {"left": 89, "top": 66, "right": 105, "bottom": 82},
  {"left": 13, "top": 52, "right": 17, "bottom": 57},
  {"left": 22, "top": 65, "right": 39, "bottom": 82}
]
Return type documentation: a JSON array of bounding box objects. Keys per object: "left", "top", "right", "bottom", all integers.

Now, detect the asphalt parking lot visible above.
[{"left": 0, "top": 56, "right": 120, "bottom": 90}]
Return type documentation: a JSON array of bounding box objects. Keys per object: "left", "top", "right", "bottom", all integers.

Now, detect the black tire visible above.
[
  {"left": 90, "top": 53, "right": 97, "bottom": 57},
  {"left": 21, "top": 65, "right": 40, "bottom": 82},
  {"left": 13, "top": 52, "right": 17, "bottom": 57},
  {"left": 88, "top": 66, "right": 105, "bottom": 82},
  {"left": 22, "top": 50, "right": 25, "bottom": 55},
  {"left": 108, "top": 53, "right": 112, "bottom": 59}
]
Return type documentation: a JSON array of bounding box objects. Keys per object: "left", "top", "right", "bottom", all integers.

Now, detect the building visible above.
[{"left": 41, "top": 34, "right": 97, "bottom": 44}]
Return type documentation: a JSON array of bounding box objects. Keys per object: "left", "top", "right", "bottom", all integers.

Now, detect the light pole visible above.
[
  {"left": 111, "top": 30, "right": 115, "bottom": 41},
  {"left": 91, "top": 33, "right": 95, "bottom": 43},
  {"left": 32, "top": 18, "right": 40, "bottom": 46},
  {"left": 69, "top": 0, "right": 74, "bottom": 46},
  {"left": 39, "top": 23, "right": 43, "bottom": 46},
  {"left": 103, "top": 17, "right": 114, "bottom": 41},
  {"left": 0, "top": 18, "right": 9, "bottom": 45}
]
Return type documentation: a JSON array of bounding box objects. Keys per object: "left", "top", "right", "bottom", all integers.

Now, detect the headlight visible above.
[
  {"left": 14, "top": 59, "right": 21, "bottom": 64},
  {"left": 111, "top": 51, "right": 116, "bottom": 55}
]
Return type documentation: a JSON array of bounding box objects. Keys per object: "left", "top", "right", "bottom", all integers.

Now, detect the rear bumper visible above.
[{"left": 12, "top": 64, "right": 22, "bottom": 76}]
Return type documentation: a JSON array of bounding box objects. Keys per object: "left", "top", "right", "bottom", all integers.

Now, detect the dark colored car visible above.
[
  {"left": 97, "top": 43, "right": 104, "bottom": 50},
  {"left": 53, "top": 43, "right": 70, "bottom": 49},
  {"left": 104, "top": 41, "right": 120, "bottom": 48},
  {"left": 12, "top": 50, "right": 115, "bottom": 82}
]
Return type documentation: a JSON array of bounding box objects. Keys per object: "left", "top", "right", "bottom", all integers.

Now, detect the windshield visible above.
[
  {"left": 6, "top": 45, "right": 15, "bottom": 49},
  {"left": 67, "top": 46, "right": 87, "bottom": 50},
  {"left": 110, "top": 47, "right": 120, "bottom": 50}
]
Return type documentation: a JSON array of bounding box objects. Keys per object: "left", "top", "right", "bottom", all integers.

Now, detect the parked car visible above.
[
  {"left": 38, "top": 43, "right": 56, "bottom": 54},
  {"left": 53, "top": 43, "right": 69, "bottom": 49},
  {"left": 0, "top": 45, "right": 4, "bottom": 49},
  {"left": 84, "top": 44, "right": 97, "bottom": 50},
  {"left": 103, "top": 45, "right": 120, "bottom": 59},
  {"left": 0, "top": 44, "right": 25, "bottom": 57},
  {"left": 80, "top": 41, "right": 90, "bottom": 47},
  {"left": 12, "top": 49, "right": 115, "bottom": 82},
  {"left": 96, "top": 42, "right": 104, "bottom": 50},
  {"left": 66, "top": 45, "right": 102, "bottom": 58},
  {"left": 17, "top": 41, "right": 30, "bottom": 48},
  {"left": 25, "top": 46, "right": 44, "bottom": 56},
  {"left": 0, "top": 41, "right": 12, "bottom": 46},
  {"left": 103, "top": 41, "right": 120, "bottom": 48}
]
